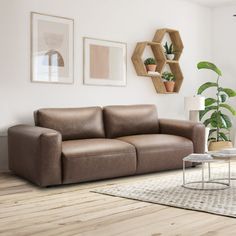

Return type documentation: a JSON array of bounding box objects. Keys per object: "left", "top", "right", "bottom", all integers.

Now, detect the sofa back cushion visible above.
[
  {"left": 103, "top": 104, "right": 159, "bottom": 138},
  {"left": 35, "top": 107, "right": 105, "bottom": 141}
]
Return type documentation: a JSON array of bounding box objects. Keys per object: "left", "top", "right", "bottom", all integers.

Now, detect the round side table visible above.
[{"left": 182, "top": 153, "right": 231, "bottom": 190}]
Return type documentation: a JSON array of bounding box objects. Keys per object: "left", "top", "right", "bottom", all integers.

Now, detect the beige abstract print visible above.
[
  {"left": 90, "top": 45, "right": 109, "bottom": 79},
  {"left": 84, "top": 38, "right": 126, "bottom": 86},
  {"left": 31, "top": 13, "right": 73, "bottom": 83}
]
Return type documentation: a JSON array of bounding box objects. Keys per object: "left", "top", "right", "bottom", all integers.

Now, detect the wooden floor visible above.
[{"left": 0, "top": 167, "right": 236, "bottom": 236}]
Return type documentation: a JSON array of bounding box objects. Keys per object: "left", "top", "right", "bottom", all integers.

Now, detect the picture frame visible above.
[
  {"left": 83, "top": 37, "right": 127, "bottom": 86},
  {"left": 31, "top": 12, "right": 74, "bottom": 84}
]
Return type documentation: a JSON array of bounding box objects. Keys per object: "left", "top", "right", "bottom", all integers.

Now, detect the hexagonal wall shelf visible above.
[
  {"left": 131, "top": 41, "right": 165, "bottom": 77},
  {"left": 153, "top": 28, "right": 184, "bottom": 61},
  {"left": 132, "top": 28, "right": 184, "bottom": 94}
]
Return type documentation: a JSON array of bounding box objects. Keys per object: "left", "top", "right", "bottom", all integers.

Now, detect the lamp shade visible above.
[{"left": 184, "top": 96, "right": 205, "bottom": 111}]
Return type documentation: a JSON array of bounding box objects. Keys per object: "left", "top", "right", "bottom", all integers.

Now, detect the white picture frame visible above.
[
  {"left": 83, "top": 37, "right": 127, "bottom": 86},
  {"left": 31, "top": 12, "right": 74, "bottom": 84}
]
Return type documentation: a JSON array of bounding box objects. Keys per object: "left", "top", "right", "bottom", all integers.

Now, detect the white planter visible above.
[{"left": 166, "top": 54, "right": 175, "bottom": 60}]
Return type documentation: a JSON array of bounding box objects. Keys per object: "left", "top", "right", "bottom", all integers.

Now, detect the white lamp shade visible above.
[{"left": 184, "top": 96, "right": 205, "bottom": 111}]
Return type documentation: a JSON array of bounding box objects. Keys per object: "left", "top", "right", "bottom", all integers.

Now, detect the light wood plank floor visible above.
[{"left": 0, "top": 166, "right": 236, "bottom": 236}]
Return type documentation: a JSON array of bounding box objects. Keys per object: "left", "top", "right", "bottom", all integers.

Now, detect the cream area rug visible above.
[{"left": 93, "top": 168, "right": 236, "bottom": 218}]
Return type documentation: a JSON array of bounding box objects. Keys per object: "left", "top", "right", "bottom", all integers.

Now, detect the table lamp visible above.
[{"left": 184, "top": 95, "right": 205, "bottom": 122}]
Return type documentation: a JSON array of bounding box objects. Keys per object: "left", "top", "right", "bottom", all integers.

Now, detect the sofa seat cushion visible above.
[
  {"left": 62, "top": 139, "right": 136, "bottom": 184},
  {"left": 118, "top": 134, "right": 193, "bottom": 174}
]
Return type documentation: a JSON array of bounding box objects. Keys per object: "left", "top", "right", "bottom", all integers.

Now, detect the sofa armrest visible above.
[
  {"left": 8, "top": 125, "right": 62, "bottom": 187},
  {"left": 159, "top": 119, "right": 205, "bottom": 153}
]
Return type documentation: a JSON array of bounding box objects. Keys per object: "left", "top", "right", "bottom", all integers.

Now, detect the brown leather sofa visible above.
[{"left": 8, "top": 105, "right": 205, "bottom": 187}]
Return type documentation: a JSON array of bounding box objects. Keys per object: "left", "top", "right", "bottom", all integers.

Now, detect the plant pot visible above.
[
  {"left": 164, "top": 81, "right": 175, "bottom": 92},
  {"left": 208, "top": 141, "right": 233, "bottom": 151},
  {"left": 146, "top": 64, "right": 157, "bottom": 72},
  {"left": 166, "top": 54, "right": 175, "bottom": 60}
]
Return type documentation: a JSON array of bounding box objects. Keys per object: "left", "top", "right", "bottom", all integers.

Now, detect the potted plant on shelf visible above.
[
  {"left": 197, "top": 61, "right": 236, "bottom": 151},
  {"left": 144, "top": 57, "right": 157, "bottom": 72},
  {"left": 162, "top": 71, "right": 175, "bottom": 92},
  {"left": 164, "top": 42, "right": 175, "bottom": 60}
]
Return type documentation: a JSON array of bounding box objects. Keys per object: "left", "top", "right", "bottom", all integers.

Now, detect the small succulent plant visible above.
[
  {"left": 164, "top": 42, "right": 174, "bottom": 54},
  {"left": 161, "top": 71, "right": 175, "bottom": 81},
  {"left": 144, "top": 57, "right": 156, "bottom": 65}
]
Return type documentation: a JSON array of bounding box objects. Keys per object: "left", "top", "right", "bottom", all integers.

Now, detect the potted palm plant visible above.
[
  {"left": 162, "top": 71, "right": 175, "bottom": 92},
  {"left": 144, "top": 58, "right": 157, "bottom": 72},
  {"left": 197, "top": 61, "right": 236, "bottom": 151},
  {"left": 164, "top": 42, "right": 175, "bottom": 60}
]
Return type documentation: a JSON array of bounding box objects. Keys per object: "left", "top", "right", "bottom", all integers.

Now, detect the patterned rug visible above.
[{"left": 93, "top": 168, "right": 236, "bottom": 218}]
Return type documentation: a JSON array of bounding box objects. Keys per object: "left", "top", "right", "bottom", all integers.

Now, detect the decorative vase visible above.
[
  {"left": 146, "top": 64, "right": 157, "bottom": 72},
  {"left": 164, "top": 81, "right": 175, "bottom": 92},
  {"left": 208, "top": 141, "right": 233, "bottom": 151},
  {"left": 166, "top": 54, "right": 175, "bottom": 60}
]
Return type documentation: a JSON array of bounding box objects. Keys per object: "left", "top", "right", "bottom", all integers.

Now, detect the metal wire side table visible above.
[{"left": 182, "top": 153, "right": 231, "bottom": 190}]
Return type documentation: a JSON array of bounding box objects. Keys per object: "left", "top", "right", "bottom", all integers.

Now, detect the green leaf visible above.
[
  {"left": 210, "top": 111, "right": 232, "bottom": 129},
  {"left": 210, "top": 119, "right": 218, "bottom": 128},
  {"left": 220, "top": 113, "right": 232, "bottom": 128},
  {"left": 197, "top": 61, "right": 222, "bottom": 76},
  {"left": 219, "top": 94, "right": 227, "bottom": 103},
  {"left": 209, "top": 128, "right": 217, "bottom": 136},
  {"left": 218, "top": 132, "right": 229, "bottom": 141},
  {"left": 219, "top": 115, "right": 227, "bottom": 128},
  {"left": 210, "top": 111, "right": 218, "bottom": 127},
  {"left": 208, "top": 137, "right": 217, "bottom": 141},
  {"left": 203, "top": 118, "right": 211, "bottom": 127},
  {"left": 205, "top": 98, "right": 217, "bottom": 106},
  {"left": 219, "top": 104, "right": 236, "bottom": 116},
  {"left": 199, "top": 106, "right": 217, "bottom": 120},
  {"left": 197, "top": 82, "right": 218, "bottom": 94},
  {"left": 219, "top": 88, "right": 236, "bottom": 97},
  {"left": 210, "top": 111, "right": 225, "bottom": 128}
]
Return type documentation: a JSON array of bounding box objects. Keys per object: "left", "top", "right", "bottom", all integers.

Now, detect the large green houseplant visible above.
[{"left": 197, "top": 61, "right": 236, "bottom": 150}]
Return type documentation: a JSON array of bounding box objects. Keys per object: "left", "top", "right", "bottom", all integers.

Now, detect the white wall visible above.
[
  {"left": 0, "top": 0, "right": 212, "bottom": 171},
  {"left": 213, "top": 6, "right": 236, "bottom": 144}
]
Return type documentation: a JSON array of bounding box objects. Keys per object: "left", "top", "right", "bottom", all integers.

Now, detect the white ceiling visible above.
[{"left": 189, "top": 0, "right": 236, "bottom": 7}]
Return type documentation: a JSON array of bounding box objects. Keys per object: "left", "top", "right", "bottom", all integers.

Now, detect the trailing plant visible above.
[
  {"left": 161, "top": 71, "right": 175, "bottom": 81},
  {"left": 144, "top": 57, "right": 156, "bottom": 65},
  {"left": 197, "top": 61, "right": 236, "bottom": 142},
  {"left": 164, "top": 42, "right": 174, "bottom": 54}
]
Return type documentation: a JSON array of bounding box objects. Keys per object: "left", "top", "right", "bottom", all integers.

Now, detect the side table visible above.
[{"left": 182, "top": 153, "right": 230, "bottom": 190}]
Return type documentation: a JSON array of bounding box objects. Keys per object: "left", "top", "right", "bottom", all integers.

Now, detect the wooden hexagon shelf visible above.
[
  {"left": 131, "top": 41, "right": 165, "bottom": 77},
  {"left": 132, "top": 28, "right": 184, "bottom": 94},
  {"left": 151, "top": 62, "right": 184, "bottom": 94},
  {"left": 153, "top": 28, "right": 184, "bottom": 61}
]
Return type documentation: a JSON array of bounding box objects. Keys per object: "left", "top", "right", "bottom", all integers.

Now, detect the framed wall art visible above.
[
  {"left": 83, "top": 38, "right": 127, "bottom": 86},
  {"left": 31, "top": 12, "right": 74, "bottom": 84}
]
